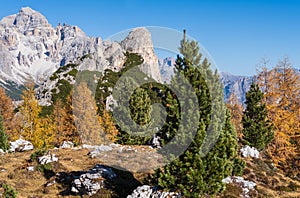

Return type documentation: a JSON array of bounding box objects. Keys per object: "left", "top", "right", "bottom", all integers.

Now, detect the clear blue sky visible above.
[{"left": 1, "top": 0, "right": 300, "bottom": 76}]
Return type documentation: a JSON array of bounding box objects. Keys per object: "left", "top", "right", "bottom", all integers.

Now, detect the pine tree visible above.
[
  {"left": 0, "top": 113, "right": 9, "bottom": 151},
  {"left": 147, "top": 31, "right": 244, "bottom": 196},
  {"left": 129, "top": 88, "right": 152, "bottom": 126},
  {"left": 242, "top": 82, "right": 274, "bottom": 150}
]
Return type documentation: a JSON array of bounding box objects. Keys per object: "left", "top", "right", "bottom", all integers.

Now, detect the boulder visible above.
[
  {"left": 38, "top": 153, "right": 58, "bottom": 165},
  {"left": 222, "top": 176, "right": 256, "bottom": 197},
  {"left": 60, "top": 141, "right": 74, "bottom": 149},
  {"left": 71, "top": 164, "right": 116, "bottom": 196},
  {"left": 9, "top": 139, "right": 34, "bottom": 152},
  {"left": 127, "top": 185, "right": 181, "bottom": 198},
  {"left": 240, "top": 145, "right": 260, "bottom": 158}
]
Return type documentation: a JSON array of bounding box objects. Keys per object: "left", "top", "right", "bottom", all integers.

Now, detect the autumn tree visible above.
[
  {"left": 242, "top": 82, "right": 274, "bottom": 150},
  {"left": 53, "top": 96, "right": 80, "bottom": 146},
  {"left": 0, "top": 113, "right": 9, "bottom": 151},
  {"left": 0, "top": 87, "right": 19, "bottom": 140},
  {"left": 73, "top": 82, "right": 105, "bottom": 145},
  {"left": 19, "top": 83, "right": 54, "bottom": 148},
  {"left": 258, "top": 58, "right": 300, "bottom": 174},
  {"left": 226, "top": 93, "right": 244, "bottom": 140},
  {"left": 99, "top": 108, "right": 119, "bottom": 142}
]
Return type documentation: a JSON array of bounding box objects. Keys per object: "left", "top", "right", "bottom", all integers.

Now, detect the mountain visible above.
[
  {"left": 158, "top": 57, "right": 175, "bottom": 83},
  {"left": 220, "top": 72, "right": 253, "bottom": 105},
  {"left": 0, "top": 7, "right": 161, "bottom": 90}
]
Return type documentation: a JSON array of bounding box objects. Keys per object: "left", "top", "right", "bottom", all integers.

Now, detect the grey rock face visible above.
[
  {"left": 0, "top": 8, "right": 161, "bottom": 87},
  {"left": 121, "top": 28, "right": 162, "bottom": 82},
  {"left": 220, "top": 72, "right": 253, "bottom": 105},
  {"left": 158, "top": 57, "right": 175, "bottom": 83}
]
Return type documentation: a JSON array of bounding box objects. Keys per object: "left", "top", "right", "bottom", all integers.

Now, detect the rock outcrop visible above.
[{"left": 70, "top": 164, "right": 116, "bottom": 196}]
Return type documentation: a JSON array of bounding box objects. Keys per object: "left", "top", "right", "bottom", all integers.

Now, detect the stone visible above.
[
  {"left": 38, "top": 153, "right": 58, "bottom": 165},
  {"left": 240, "top": 145, "right": 260, "bottom": 158},
  {"left": 127, "top": 185, "right": 181, "bottom": 198},
  {"left": 27, "top": 166, "right": 34, "bottom": 171},
  {"left": 9, "top": 138, "right": 34, "bottom": 152},
  {"left": 71, "top": 164, "right": 116, "bottom": 196},
  {"left": 222, "top": 176, "right": 256, "bottom": 198},
  {"left": 60, "top": 141, "right": 74, "bottom": 149}
]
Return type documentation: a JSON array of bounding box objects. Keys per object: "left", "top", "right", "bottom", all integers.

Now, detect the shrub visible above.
[{"left": 2, "top": 183, "right": 18, "bottom": 198}]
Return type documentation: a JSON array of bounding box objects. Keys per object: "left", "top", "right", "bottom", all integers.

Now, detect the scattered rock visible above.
[
  {"left": 9, "top": 139, "right": 34, "bottom": 152},
  {"left": 71, "top": 164, "right": 116, "bottom": 196},
  {"left": 127, "top": 185, "right": 181, "bottom": 198},
  {"left": 60, "top": 141, "right": 74, "bottom": 149},
  {"left": 27, "top": 166, "right": 35, "bottom": 171},
  {"left": 222, "top": 176, "right": 256, "bottom": 198},
  {"left": 84, "top": 144, "right": 113, "bottom": 158},
  {"left": 240, "top": 145, "right": 260, "bottom": 158},
  {"left": 0, "top": 149, "right": 4, "bottom": 154},
  {"left": 38, "top": 152, "right": 58, "bottom": 165}
]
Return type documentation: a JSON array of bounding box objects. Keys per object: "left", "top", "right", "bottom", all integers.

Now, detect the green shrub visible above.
[
  {"left": 30, "top": 149, "right": 47, "bottom": 162},
  {"left": 2, "top": 183, "right": 17, "bottom": 198}
]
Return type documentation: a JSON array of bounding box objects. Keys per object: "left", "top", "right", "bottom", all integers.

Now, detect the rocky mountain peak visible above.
[
  {"left": 121, "top": 28, "right": 161, "bottom": 82},
  {"left": 13, "top": 7, "right": 51, "bottom": 32}
]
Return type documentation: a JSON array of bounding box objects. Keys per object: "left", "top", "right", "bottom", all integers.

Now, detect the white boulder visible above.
[
  {"left": 127, "top": 185, "right": 181, "bottom": 198},
  {"left": 60, "top": 141, "right": 74, "bottom": 149},
  {"left": 71, "top": 164, "right": 116, "bottom": 196},
  {"left": 9, "top": 138, "right": 34, "bottom": 152},
  {"left": 240, "top": 145, "right": 260, "bottom": 158},
  {"left": 222, "top": 176, "right": 256, "bottom": 197},
  {"left": 38, "top": 153, "right": 58, "bottom": 165}
]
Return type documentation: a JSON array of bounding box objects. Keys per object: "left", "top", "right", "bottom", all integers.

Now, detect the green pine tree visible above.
[
  {"left": 129, "top": 87, "right": 152, "bottom": 126},
  {"left": 242, "top": 82, "right": 274, "bottom": 150},
  {"left": 0, "top": 112, "right": 9, "bottom": 151},
  {"left": 147, "top": 30, "right": 244, "bottom": 196}
]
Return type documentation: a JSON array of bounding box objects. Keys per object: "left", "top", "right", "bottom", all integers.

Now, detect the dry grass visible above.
[
  {"left": 2, "top": 146, "right": 300, "bottom": 197},
  {"left": 219, "top": 157, "right": 300, "bottom": 198}
]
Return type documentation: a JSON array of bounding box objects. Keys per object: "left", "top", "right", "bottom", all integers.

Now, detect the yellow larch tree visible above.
[
  {"left": 73, "top": 82, "right": 105, "bottom": 145},
  {"left": 99, "top": 108, "right": 119, "bottom": 142},
  {"left": 19, "top": 83, "right": 54, "bottom": 148},
  {"left": 226, "top": 93, "right": 244, "bottom": 140},
  {"left": 53, "top": 96, "right": 80, "bottom": 146},
  {"left": 257, "top": 57, "right": 300, "bottom": 174}
]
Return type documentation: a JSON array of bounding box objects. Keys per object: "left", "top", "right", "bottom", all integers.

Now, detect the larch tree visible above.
[
  {"left": 242, "top": 82, "right": 274, "bottom": 151},
  {"left": 19, "top": 83, "right": 54, "bottom": 148},
  {"left": 0, "top": 87, "right": 19, "bottom": 140},
  {"left": 53, "top": 96, "right": 79, "bottom": 146},
  {"left": 0, "top": 112, "right": 9, "bottom": 151},
  {"left": 73, "top": 82, "right": 105, "bottom": 145},
  {"left": 226, "top": 93, "right": 244, "bottom": 140},
  {"left": 259, "top": 58, "right": 300, "bottom": 175},
  {"left": 99, "top": 108, "right": 119, "bottom": 142}
]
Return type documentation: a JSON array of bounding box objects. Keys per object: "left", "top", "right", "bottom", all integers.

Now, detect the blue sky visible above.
[{"left": 1, "top": 0, "right": 300, "bottom": 76}]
